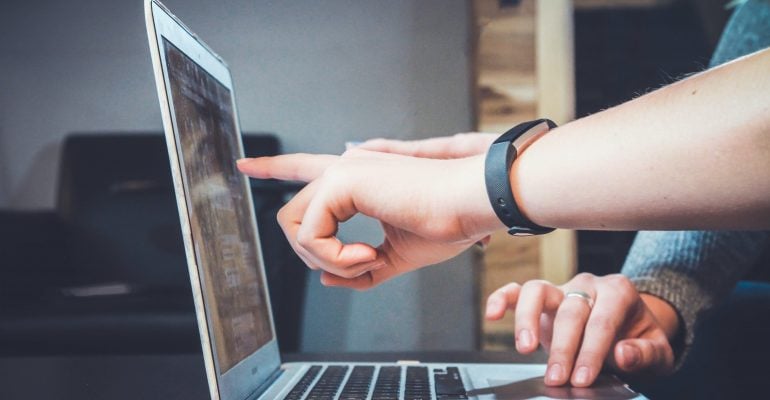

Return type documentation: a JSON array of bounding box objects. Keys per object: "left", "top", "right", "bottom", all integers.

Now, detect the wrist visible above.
[
  {"left": 487, "top": 119, "right": 557, "bottom": 235},
  {"left": 455, "top": 154, "right": 507, "bottom": 239},
  {"left": 640, "top": 293, "right": 681, "bottom": 341}
]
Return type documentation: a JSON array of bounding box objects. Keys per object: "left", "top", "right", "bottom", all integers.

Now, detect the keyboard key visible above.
[
  {"left": 283, "top": 365, "right": 322, "bottom": 400},
  {"left": 434, "top": 367, "right": 467, "bottom": 399},
  {"left": 305, "top": 365, "right": 349, "bottom": 400},
  {"left": 404, "top": 366, "right": 431, "bottom": 400},
  {"left": 338, "top": 365, "right": 375, "bottom": 400},
  {"left": 285, "top": 363, "right": 466, "bottom": 399},
  {"left": 372, "top": 366, "right": 402, "bottom": 400}
]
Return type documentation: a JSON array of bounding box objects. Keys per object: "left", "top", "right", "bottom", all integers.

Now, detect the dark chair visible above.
[{"left": 0, "top": 133, "right": 306, "bottom": 355}]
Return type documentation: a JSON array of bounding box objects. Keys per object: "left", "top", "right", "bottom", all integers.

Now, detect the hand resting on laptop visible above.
[{"left": 485, "top": 273, "right": 678, "bottom": 388}]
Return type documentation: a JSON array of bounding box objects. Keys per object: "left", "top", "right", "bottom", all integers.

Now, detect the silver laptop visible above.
[{"left": 145, "top": 1, "right": 645, "bottom": 399}]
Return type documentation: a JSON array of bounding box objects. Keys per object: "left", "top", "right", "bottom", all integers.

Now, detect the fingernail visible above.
[
  {"left": 574, "top": 366, "right": 590, "bottom": 386},
  {"left": 623, "top": 344, "right": 640, "bottom": 368},
  {"left": 236, "top": 158, "right": 248, "bottom": 164},
  {"left": 547, "top": 363, "right": 563, "bottom": 384},
  {"left": 517, "top": 329, "right": 532, "bottom": 350}
]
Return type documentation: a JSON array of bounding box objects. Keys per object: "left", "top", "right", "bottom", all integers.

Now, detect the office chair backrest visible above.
[
  {"left": 56, "top": 133, "right": 282, "bottom": 293},
  {"left": 54, "top": 132, "right": 306, "bottom": 351},
  {"left": 57, "top": 134, "right": 187, "bottom": 292}
]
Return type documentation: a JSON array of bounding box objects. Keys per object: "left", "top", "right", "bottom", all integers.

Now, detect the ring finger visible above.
[{"left": 545, "top": 288, "right": 595, "bottom": 386}]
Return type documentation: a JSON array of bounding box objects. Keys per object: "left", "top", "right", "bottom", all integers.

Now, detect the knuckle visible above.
[
  {"left": 572, "top": 272, "right": 596, "bottom": 284},
  {"left": 502, "top": 282, "right": 521, "bottom": 294},
  {"left": 488, "top": 289, "right": 505, "bottom": 301},
  {"left": 276, "top": 207, "right": 290, "bottom": 226},
  {"left": 604, "top": 275, "right": 637, "bottom": 305},
  {"left": 522, "top": 279, "right": 550, "bottom": 292},
  {"left": 323, "top": 163, "right": 351, "bottom": 183},
  {"left": 295, "top": 230, "right": 313, "bottom": 248},
  {"left": 341, "top": 148, "right": 365, "bottom": 158},
  {"left": 606, "top": 274, "right": 634, "bottom": 291}
]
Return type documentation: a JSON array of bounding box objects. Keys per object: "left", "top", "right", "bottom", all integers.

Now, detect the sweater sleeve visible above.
[
  {"left": 621, "top": 0, "right": 770, "bottom": 366},
  {"left": 621, "top": 231, "right": 769, "bottom": 365}
]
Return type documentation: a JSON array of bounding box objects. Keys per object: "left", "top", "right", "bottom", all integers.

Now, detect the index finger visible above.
[
  {"left": 236, "top": 153, "right": 339, "bottom": 182},
  {"left": 358, "top": 134, "right": 494, "bottom": 159}
]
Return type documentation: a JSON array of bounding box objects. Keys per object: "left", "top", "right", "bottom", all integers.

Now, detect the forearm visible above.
[{"left": 514, "top": 47, "right": 770, "bottom": 230}]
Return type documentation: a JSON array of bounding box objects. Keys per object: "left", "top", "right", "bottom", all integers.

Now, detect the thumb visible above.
[{"left": 613, "top": 335, "right": 674, "bottom": 374}]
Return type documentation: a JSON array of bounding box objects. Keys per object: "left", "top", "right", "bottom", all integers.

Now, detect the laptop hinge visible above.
[{"left": 245, "top": 367, "right": 284, "bottom": 400}]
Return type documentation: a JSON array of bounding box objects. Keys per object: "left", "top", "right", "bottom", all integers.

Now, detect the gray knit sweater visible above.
[
  {"left": 623, "top": 232, "right": 768, "bottom": 357},
  {"left": 621, "top": 0, "right": 770, "bottom": 362}
]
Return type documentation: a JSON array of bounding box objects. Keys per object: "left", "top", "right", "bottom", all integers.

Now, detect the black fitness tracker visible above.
[{"left": 484, "top": 119, "right": 557, "bottom": 236}]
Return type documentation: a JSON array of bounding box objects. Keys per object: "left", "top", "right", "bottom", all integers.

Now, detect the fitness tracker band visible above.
[{"left": 484, "top": 119, "right": 557, "bottom": 236}]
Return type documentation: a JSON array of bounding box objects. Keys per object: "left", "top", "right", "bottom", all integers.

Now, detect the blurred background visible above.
[{"left": 0, "top": 0, "right": 734, "bottom": 358}]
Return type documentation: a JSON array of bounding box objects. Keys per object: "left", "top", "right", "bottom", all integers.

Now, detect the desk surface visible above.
[{"left": 0, "top": 351, "right": 547, "bottom": 400}]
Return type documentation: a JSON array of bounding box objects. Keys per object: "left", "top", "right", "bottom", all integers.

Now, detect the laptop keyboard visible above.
[
  {"left": 283, "top": 364, "right": 467, "bottom": 400},
  {"left": 341, "top": 366, "right": 375, "bottom": 399},
  {"left": 372, "top": 366, "right": 401, "bottom": 399}
]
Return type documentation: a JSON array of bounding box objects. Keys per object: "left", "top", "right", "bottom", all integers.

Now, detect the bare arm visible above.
[
  {"left": 238, "top": 48, "right": 770, "bottom": 290},
  {"left": 514, "top": 47, "right": 770, "bottom": 231}
]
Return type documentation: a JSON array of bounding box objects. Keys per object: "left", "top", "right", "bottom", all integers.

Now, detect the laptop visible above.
[{"left": 144, "top": 1, "right": 646, "bottom": 399}]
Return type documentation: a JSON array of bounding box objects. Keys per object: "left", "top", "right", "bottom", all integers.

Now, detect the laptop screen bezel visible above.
[{"left": 145, "top": 1, "right": 281, "bottom": 399}]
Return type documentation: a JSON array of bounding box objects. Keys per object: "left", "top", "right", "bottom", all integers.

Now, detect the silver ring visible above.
[{"left": 564, "top": 290, "right": 594, "bottom": 309}]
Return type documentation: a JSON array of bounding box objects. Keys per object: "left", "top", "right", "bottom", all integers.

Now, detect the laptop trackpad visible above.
[{"left": 467, "top": 375, "right": 638, "bottom": 399}]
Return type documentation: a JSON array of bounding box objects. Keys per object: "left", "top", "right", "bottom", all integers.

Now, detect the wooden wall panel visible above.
[{"left": 473, "top": 0, "right": 576, "bottom": 350}]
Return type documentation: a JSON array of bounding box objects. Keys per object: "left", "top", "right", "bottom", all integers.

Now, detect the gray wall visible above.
[{"left": 0, "top": 0, "right": 476, "bottom": 352}]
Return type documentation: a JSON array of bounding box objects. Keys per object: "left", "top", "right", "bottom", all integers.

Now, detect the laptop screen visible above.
[{"left": 162, "top": 38, "right": 273, "bottom": 374}]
